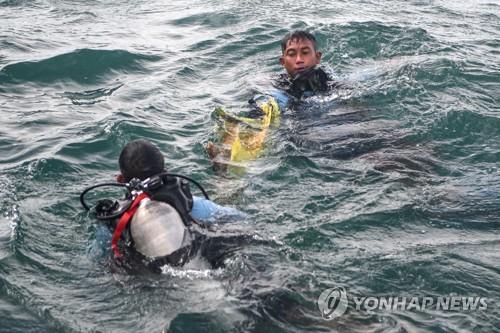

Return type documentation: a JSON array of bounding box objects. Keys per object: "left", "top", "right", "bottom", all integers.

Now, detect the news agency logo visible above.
[
  {"left": 317, "top": 287, "right": 348, "bottom": 320},
  {"left": 317, "top": 287, "right": 488, "bottom": 320}
]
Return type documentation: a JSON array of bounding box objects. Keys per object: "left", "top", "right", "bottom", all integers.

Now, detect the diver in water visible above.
[
  {"left": 206, "top": 30, "right": 337, "bottom": 164},
  {"left": 274, "top": 30, "right": 335, "bottom": 101},
  {"left": 82, "top": 139, "right": 245, "bottom": 271}
]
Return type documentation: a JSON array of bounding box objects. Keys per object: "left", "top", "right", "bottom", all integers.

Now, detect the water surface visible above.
[{"left": 1, "top": 0, "right": 499, "bottom": 332}]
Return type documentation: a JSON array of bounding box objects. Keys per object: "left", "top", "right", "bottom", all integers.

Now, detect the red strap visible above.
[{"left": 111, "top": 192, "right": 149, "bottom": 258}]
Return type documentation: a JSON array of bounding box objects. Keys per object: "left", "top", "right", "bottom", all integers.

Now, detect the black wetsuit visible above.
[{"left": 244, "top": 66, "right": 339, "bottom": 119}]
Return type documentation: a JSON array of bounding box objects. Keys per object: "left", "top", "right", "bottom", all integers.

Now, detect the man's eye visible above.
[{"left": 287, "top": 51, "right": 296, "bottom": 57}]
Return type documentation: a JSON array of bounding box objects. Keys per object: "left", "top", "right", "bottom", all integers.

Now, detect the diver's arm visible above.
[
  {"left": 87, "top": 224, "right": 112, "bottom": 260},
  {"left": 191, "top": 196, "right": 247, "bottom": 224},
  {"left": 267, "top": 90, "right": 290, "bottom": 110}
]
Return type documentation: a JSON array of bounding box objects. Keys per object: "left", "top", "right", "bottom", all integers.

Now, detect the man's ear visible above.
[
  {"left": 116, "top": 174, "right": 125, "bottom": 183},
  {"left": 279, "top": 56, "right": 284, "bottom": 66},
  {"left": 315, "top": 51, "right": 322, "bottom": 64}
]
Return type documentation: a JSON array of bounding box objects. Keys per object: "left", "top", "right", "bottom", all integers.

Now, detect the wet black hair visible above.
[
  {"left": 281, "top": 30, "right": 318, "bottom": 54},
  {"left": 119, "top": 139, "right": 165, "bottom": 182}
]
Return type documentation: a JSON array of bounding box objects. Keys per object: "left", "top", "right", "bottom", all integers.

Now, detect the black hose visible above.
[
  {"left": 80, "top": 173, "right": 210, "bottom": 211},
  {"left": 80, "top": 183, "right": 128, "bottom": 211},
  {"left": 160, "top": 173, "right": 210, "bottom": 200}
]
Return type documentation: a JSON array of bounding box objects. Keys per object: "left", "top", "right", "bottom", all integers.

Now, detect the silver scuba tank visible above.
[{"left": 129, "top": 198, "right": 192, "bottom": 258}]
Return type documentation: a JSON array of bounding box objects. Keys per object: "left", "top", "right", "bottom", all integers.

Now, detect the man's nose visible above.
[{"left": 296, "top": 53, "right": 304, "bottom": 63}]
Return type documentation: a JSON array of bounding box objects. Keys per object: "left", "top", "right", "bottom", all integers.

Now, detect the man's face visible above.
[{"left": 280, "top": 38, "right": 322, "bottom": 77}]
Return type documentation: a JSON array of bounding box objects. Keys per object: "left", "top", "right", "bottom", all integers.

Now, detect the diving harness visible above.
[{"left": 80, "top": 173, "right": 209, "bottom": 259}]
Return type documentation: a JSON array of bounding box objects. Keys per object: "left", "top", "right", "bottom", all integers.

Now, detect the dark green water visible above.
[{"left": 1, "top": 0, "right": 499, "bottom": 332}]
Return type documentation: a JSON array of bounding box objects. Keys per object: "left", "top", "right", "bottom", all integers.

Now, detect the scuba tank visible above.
[
  {"left": 80, "top": 173, "right": 209, "bottom": 266},
  {"left": 130, "top": 199, "right": 192, "bottom": 260}
]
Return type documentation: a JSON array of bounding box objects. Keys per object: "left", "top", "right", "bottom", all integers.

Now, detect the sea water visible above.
[{"left": 0, "top": 0, "right": 499, "bottom": 332}]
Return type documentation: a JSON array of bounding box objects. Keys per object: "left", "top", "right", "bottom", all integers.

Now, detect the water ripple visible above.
[
  {"left": 0, "top": 0, "right": 499, "bottom": 331},
  {"left": 0, "top": 48, "right": 161, "bottom": 85}
]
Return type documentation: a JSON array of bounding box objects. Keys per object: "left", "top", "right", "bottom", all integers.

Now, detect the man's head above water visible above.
[
  {"left": 117, "top": 139, "right": 165, "bottom": 183},
  {"left": 280, "top": 30, "right": 322, "bottom": 78}
]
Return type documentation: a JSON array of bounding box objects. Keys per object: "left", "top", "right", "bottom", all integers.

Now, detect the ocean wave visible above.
[{"left": 0, "top": 48, "right": 161, "bottom": 85}]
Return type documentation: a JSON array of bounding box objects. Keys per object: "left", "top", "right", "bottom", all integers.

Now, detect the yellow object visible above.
[{"left": 214, "top": 98, "right": 280, "bottom": 162}]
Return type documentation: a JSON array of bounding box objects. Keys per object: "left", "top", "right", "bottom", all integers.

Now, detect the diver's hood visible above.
[{"left": 130, "top": 199, "right": 192, "bottom": 258}]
